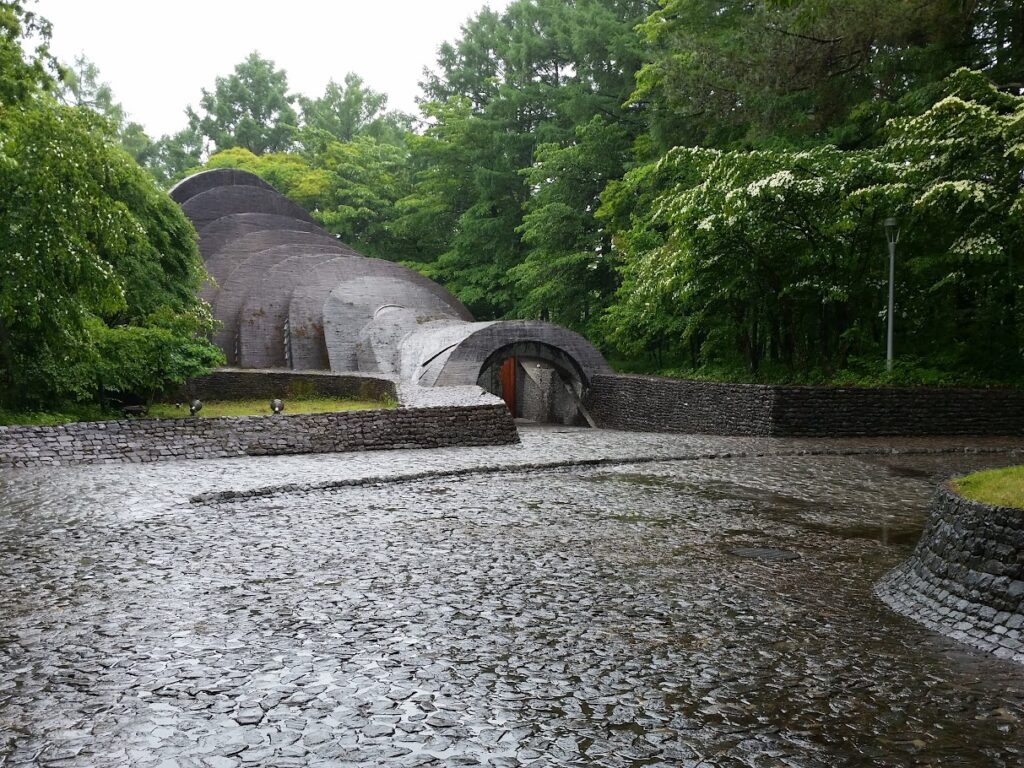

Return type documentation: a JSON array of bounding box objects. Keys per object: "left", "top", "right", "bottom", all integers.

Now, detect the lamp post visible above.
[{"left": 884, "top": 217, "right": 900, "bottom": 372}]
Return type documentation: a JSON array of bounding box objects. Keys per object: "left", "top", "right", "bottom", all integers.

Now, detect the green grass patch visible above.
[
  {"left": 147, "top": 397, "right": 390, "bottom": 419},
  {"left": 0, "top": 404, "right": 118, "bottom": 426},
  {"left": 954, "top": 466, "right": 1024, "bottom": 509},
  {"left": 0, "top": 396, "right": 393, "bottom": 426}
]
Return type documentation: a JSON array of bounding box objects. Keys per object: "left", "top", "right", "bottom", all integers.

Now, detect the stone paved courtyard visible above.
[{"left": 3, "top": 428, "right": 1024, "bottom": 767}]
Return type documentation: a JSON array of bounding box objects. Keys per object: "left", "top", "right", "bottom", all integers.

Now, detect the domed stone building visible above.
[{"left": 172, "top": 169, "right": 611, "bottom": 423}]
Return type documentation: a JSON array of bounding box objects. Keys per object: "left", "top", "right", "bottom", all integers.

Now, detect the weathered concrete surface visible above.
[
  {"left": 169, "top": 168, "right": 275, "bottom": 205},
  {"left": 215, "top": 244, "right": 353, "bottom": 367},
  {"left": 403, "top": 320, "right": 613, "bottom": 388},
  {"left": 194, "top": 214, "right": 324, "bottom": 262},
  {"left": 288, "top": 258, "right": 471, "bottom": 372},
  {"left": 174, "top": 170, "right": 608, "bottom": 409},
  {"left": 3, "top": 430, "right": 1024, "bottom": 766},
  {"left": 324, "top": 277, "right": 463, "bottom": 373},
  {"left": 201, "top": 232, "right": 351, "bottom": 309},
  {"left": 434, "top": 321, "right": 613, "bottom": 388},
  {"left": 238, "top": 253, "right": 340, "bottom": 369},
  {"left": 181, "top": 185, "right": 316, "bottom": 233}
]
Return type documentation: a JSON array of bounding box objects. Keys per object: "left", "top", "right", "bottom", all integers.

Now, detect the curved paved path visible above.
[{"left": 3, "top": 428, "right": 1024, "bottom": 766}]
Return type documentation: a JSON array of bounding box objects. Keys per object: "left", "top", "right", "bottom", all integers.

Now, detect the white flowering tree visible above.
[
  {"left": 0, "top": 101, "right": 224, "bottom": 407},
  {"left": 602, "top": 70, "right": 1024, "bottom": 382},
  {"left": 1, "top": 5, "right": 224, "bottom": 412}
]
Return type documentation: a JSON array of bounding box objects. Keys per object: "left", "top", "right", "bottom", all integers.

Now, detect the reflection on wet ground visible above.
[{"left": 2, "top": 430, "right": 1024, "bottom": 766}]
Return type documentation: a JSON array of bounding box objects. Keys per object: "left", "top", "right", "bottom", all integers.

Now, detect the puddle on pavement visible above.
[{"left": 593, "top": 470, "right": 927, "bottom": 550}]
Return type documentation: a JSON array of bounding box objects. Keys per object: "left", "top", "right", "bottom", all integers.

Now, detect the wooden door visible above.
[{"left": 499, "top": 356, "right": 517, "bottom": 415}]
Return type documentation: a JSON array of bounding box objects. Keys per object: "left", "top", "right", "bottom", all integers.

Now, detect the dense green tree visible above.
[
  {"left": 514, "top": 117, "right": 630, "bottom": 333},
  {"left": 147, "top": 126, "right": 204, "bottom": 187},
  {"left": 602, "top": 70, "right": 1024, "bottom": 382},
  {"left": 298, "top": 73, "right": 412, "bottom": 150},
  {"left": 389, "top": 99, "right": 478, "bottom": 265},
  {"left": 205, "top": 148, "right": 331, "bottom": 210},
  {"left": 1, "top": 7, "right": 222, "bottom": 408},
  {"left": 58, "top": 54, "right": 124, "bottom": 121},
  {"left": 206, "top": 137, "right": 415, "bottom": 261},
  {"left": 312, "top": 136, "right": 414, "bottom": 259},
  {"left": 188, "top": 51, "right": 298, "bottom": 155},
  {"left": 397, "top": 0, "right": 653, "bottom": 320},
  {"left": 0, "top": 99, "right": 222, "bottom": 405},
  {"left": 0, "top": 1, "right": 60, "bottom": 106},
  {"left": 632, "top": 0, "right": 995, "bottom": 152},
  {"left": 56, "top": 54, "right": 160, "bottom": 168}
]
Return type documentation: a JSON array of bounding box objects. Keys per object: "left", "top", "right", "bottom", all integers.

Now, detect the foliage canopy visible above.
[
  {"left": 0, "top": 2, "right": 222, "bottom": 409},
  {"left": 6, "top": 0, "right": 1024, "bottom": 397}
]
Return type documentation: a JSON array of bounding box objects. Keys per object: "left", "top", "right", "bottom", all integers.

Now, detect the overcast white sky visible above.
[{"left": 33, "top": 0, "right": 510, "bottom": 138}]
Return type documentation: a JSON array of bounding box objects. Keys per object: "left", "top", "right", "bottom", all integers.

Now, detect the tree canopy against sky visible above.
[
  {"left": 188, "top": 51, "right": 299, "bottom": 156},
  {"left": 7, "top": 0, "right": 1024, "bottom": 387},
  {"left": 0, "top": 1, "right": 222, "bottom": 410}
]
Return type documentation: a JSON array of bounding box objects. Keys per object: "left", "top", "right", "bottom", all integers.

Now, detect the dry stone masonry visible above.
[
  {"left": 878, "top": 484, "right": 1024, "bottom": 663},
  {"left": 179, "top": 368, "right": 397, "bottom": 402},
  {"left": 587, "top": 374, "right": 1024, "bottom": 437},
  {"left": 586, "top": 374, "right": 776, "bottom": 436},
  {"left": 0, "top": 401, "right": 518, "bottom": 469}
]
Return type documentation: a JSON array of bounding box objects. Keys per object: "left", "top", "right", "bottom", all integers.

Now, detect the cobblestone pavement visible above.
[{"left": 3, "top": 428, "right": 1024, "bottom": 767}]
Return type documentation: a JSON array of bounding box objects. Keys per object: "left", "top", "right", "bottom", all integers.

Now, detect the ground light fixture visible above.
[
  {"left": 884, "top": 217, "right": 900, "bottom": 372},
  {"left": 271, "top": 398, "right": 284, "bottom": 415},
  {"left": 189, "top": 399, "right": 203, "bottom": 416}
]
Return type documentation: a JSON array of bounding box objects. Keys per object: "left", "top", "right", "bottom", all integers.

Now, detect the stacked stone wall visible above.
[
  {"left": 585, "top": 374, "right": 775, "bottom": 436},
  {"left": 770, "top": 386, "right": 1024, "bottom": 437},
  {"left": 877, "top": 485, "right": 1024, "bottom": 663},
  {"left": 0, "top": 405, "right": 517, "bottom": 468},
  {"left": 587, "top": 374, "right": 1024, "bottom": 437}
]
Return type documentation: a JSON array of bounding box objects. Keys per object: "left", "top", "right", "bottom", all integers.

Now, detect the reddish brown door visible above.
[{"left": 499, "top": 357, "right": 517, "bottom": 415}]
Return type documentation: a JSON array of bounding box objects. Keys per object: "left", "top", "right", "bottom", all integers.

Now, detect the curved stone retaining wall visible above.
[
  {"left": 587, "top": 374, "right": 1024, "bottom": 437},
  {"left": 877, "top": 485, "right": 1024, "bottom": 663},
  {"left": 0, "top": 404, "right": 517, "bottom": 468}
]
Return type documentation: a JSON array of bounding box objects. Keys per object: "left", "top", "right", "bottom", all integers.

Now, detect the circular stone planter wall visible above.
[{"left": 876, "top": 484, "right": 1024, "bottom": 663}]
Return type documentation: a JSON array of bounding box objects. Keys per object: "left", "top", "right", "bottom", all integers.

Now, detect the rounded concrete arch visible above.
[
  {"left": 213, "top": 244, "right": 354, "bottom": 364},
  {"left": 181, "top": 185, "right": 317, "bottom": 233},
  {"left": 355, "top": 306, "right": 421, "bottom": 375},
  {"left": 237, "top": 252, "right": 346, "bottom": 369},
  {"left": 199, "top": 229, "right": 350, "bottom": 304},
  {"left": 194, "top": 213, "right": 326, "bottom": 262},
  {"left": 475, "top": 340, "right": 592, "bottom": 390},
  {"left": 289, "top": 257, "right": 472, "bottom": 371},
  {"left": 169, "top": 168, "right": 275, "bottom": 205},
  {"left": 432, "top": 320, "right": 612, "bottom": 388}
]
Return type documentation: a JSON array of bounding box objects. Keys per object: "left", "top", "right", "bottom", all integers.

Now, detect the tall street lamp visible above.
[{"left": 884, "top": 217, "right": 900, "bottom": 372}]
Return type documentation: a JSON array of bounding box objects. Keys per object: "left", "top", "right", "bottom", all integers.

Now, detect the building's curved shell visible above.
[
  {"left": 176, "top": 169, "right": 611, "bottom": 421},
  {"left": 181, "top": 185, "right": 316, "bottom": 232},
  {"left": 193, "top": 213, "right": 324, "bottom": 261},
  {"left": 170, "top": 168, "right": 275, "bottom": 205}
]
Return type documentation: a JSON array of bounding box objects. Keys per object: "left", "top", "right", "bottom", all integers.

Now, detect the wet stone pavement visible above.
[{"left": 3, "top": 428, "right": 1024, "bottom": 767}]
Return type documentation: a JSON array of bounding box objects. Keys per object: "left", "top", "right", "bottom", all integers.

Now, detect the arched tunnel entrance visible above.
[{"left": 476, "top": 342, "right": 597, "bottom": 426}]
